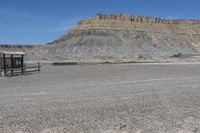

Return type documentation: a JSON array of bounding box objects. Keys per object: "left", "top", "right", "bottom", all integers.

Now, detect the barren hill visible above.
[{"left": 17, "top": 14, "right": 200, "bottom": 62}]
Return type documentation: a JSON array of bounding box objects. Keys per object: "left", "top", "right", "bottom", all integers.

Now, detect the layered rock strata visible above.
[{"left": 13, "top": 14, "right": 200, "bottom": 62}]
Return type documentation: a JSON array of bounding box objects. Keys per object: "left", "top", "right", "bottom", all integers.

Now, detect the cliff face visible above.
[
  {"left": 79, "top": 14, "right": 200, "bottom": 25},
  {"left": 28, "top": 14, "right": 200, "bottom": 62}
]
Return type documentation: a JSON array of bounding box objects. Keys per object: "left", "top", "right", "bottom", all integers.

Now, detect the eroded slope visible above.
[{"left": 28, "top": 14, "right": 200, "bottom": 62}]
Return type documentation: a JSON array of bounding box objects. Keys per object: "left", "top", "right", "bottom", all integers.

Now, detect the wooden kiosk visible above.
[{"left": 0, "top": 51, "right": 26, "bottom": 76}]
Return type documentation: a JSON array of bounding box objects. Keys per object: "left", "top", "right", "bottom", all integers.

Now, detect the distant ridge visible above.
[
  {"left": 1, "top": 14, "right": 200, "bottom": 62},
  {"left": 0, "top": 44, "right": 41, "bottom": 52},
  {"left": 0, "top": 44, "right": 38, "bottom": 48}
]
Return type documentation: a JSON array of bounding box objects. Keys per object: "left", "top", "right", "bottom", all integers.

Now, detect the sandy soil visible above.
[{"left": 0, "top": 64, "right": 200, "bottom": 133}]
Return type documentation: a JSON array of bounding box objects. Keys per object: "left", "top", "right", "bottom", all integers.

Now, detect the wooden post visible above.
[
  {"left": 11, "top": 54, "right": 14, "bottom": 76},
  {"left": 21, "top": 55, "right": 24, "bottom": 75},
  {"left": 3, "top": 54, "right": 6, "bottom": 76}
]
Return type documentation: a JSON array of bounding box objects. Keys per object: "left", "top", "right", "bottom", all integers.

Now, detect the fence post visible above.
[
  {"left": 21, "top": 55, "right": 24, "bottom": 75},
  {"left": 11, "top": 55, "right": 14, "bottom": 76},
  {"left": 4, "top": 66, "right": 7, "bottom": 76},
  {"left": 3, "top": 54, "right": 6, "bottom": 76}
]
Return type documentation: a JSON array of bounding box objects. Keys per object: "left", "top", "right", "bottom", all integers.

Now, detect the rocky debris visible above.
[{"left": 171, "top": 52, "right": 182, "bottom": 58}]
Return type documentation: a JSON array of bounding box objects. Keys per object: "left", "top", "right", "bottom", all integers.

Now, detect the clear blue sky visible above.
[{"left": 0, "top": 0, "right": 200, "bottom": 44}]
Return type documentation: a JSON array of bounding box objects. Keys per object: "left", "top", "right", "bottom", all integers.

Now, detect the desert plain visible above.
[{"left": 0, "top": 63, "right": 200, "bottom": 133}]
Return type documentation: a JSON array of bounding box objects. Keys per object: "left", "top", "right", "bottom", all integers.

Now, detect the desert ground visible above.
[{"left": 0, "top": 63, "right": 200, "bottom": 133}]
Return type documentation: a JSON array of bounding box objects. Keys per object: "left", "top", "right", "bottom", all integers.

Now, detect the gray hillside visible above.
[{"left": 27, "top": 14, "right": 200, "bottom": 62}]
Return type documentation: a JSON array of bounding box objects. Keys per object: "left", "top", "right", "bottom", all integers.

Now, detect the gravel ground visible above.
[{"left": 0, "top": 64, "right": 200, "bottom": 133}]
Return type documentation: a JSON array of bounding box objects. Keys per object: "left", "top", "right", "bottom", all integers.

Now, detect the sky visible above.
[{"left": 0, "top": 0, "right": 200, "bottom": 45}]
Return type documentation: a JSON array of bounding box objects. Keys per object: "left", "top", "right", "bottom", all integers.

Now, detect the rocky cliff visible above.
[
  {"left": 24, "top": 14, "right": 200, "bottom": 62},
  {"left": 79, "top": 14, "right": 200, "bottom": 25}
]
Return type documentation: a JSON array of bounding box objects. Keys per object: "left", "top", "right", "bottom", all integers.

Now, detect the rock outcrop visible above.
[
  {"left": 8, "top": 14, "right": 200, "bottom": 62},
  {"left": 79, "top": 14, "right": 200, "bottom": 25}
]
